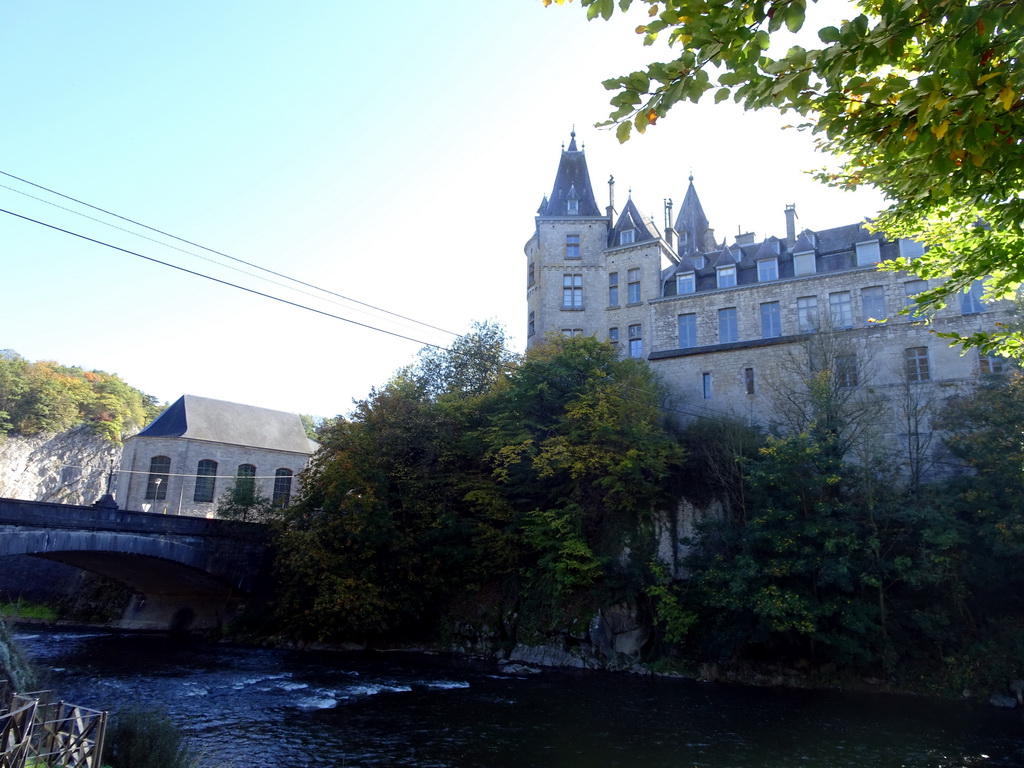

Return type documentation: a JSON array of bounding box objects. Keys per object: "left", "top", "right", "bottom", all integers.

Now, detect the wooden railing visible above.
[{"left": 0, "top": 688, "right": 106, "bottom": 768}]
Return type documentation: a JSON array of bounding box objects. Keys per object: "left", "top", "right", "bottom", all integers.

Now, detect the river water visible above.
[{"left": 12, "top": 629, "right": 1024, "bottom": 768}]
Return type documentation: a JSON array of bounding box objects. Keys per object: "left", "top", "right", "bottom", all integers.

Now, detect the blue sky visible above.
[{"left": 0, "top": 1, "right": 884, "bottom": 418}]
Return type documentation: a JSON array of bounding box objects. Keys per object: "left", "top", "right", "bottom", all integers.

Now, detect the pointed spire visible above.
[
  {"left": 674, "top": 175, "right": 711, "bottom": 255},
  {"left": 540, "top": 130, "right": 602, "bottom": 218}
]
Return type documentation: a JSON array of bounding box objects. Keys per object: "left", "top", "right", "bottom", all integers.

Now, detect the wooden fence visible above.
[{"left": 0, "top": 687, "right": 106, "bottom": 768}]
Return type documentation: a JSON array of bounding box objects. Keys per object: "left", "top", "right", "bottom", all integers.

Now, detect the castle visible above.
[{"left": 525, "top": 132, "right": 1012, "bottom": 475}]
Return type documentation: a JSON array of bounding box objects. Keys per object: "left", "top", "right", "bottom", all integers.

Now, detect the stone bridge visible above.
[{"left": 0, "top": 497, "right": 272, "bottom": 631}]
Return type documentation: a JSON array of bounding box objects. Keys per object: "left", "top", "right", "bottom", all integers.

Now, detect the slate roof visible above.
[
  {"left": 539, "top": 132, "right": 603, "bottom": 218},
  {"left": 673, "top": 176, "right": 711, "bottom": 254},
  {"left": 138, "top": 395, "right": 316, "bottom": 454},
  {"left": 610, "top": 196, "right": 660, "bottom": 246}
]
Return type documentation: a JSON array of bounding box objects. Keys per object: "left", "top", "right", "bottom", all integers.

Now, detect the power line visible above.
[
  {"left": 0, "top": 169, "right": 459, "bottom": 338},
  {"left": 0, "top": 206, "right": 445, "bottom": 350}
]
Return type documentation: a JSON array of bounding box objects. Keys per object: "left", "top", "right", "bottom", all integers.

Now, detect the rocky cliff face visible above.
[{"left": 0, "top": 427, "right": 122, "bottom": 505}]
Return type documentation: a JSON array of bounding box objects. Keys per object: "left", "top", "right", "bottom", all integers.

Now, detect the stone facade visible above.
[
  {"left": 526, "top": 133, "right": 1014, "bottom": 476},
  {"left": 116, "top": 395, "right": 315, "bottom": 517}
]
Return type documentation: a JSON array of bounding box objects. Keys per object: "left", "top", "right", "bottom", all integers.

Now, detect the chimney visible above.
[
  {"left": 664, "top": 198, "right": 674, "bottom": 248},
  {"left": 785, "top": 204, "right": 798, "bottom": 245},
  {"left": 607, "top": 175, "right": 615, "bottom": 218}
]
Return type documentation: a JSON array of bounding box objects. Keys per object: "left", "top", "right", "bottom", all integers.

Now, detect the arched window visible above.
[
  {"left": 145, "top": 456, "right": 170, "bottom": 501},
  {"left": 236, "top": 464, "right": 256, "bottom": 496},
  {"left": 273, "top": 469, "right": 293, "bottom": 507},
  {"left": 194, "top": 459, "right": 218, "bottom": 503}
]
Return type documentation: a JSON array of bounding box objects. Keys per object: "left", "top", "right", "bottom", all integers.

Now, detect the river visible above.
[{"left": 12, "top": 629, "right": 1024, "bottom": 767}]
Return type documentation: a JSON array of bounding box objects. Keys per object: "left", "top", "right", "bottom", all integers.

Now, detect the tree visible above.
[
  {"left": 216, "top": 473, "right": 274, "bottom": 523},
  {"left": 547, "top": 0, "right": 1024, "bottom": 356}
]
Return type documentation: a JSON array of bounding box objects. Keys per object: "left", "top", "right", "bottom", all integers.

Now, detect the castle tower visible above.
[{"left": 524, "top": 131, "right": 610, "bottom": 348}]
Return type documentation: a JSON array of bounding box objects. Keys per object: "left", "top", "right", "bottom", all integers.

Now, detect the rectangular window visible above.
[
  {"left": 829, "top": 291, "right": 853, "bottom": 328},
  {"left": 757, "top": 259, "right": 778, "bottom": 281},
  {"left": 702, "top": 372, "right": 712, "bottom": 400},
  {"left": 760, "top": 301, "right": 781, "bottom": 339},
  {"left": 565, "top": 234, "right": 580, "bottom": 259},
  {"left": 903, "top": 280, "right": 928, "bottom": 318},
  {"left": 627, "top": 268, "right": 641, "bottom": 303},
  {"left": 979, "top": 352, "right": 1004, "bottom": 375},
  {"left": 961, "top": 282, "right": 984, "bottom": 314},
  {"left": 628, "top": 324, "right": 643, "bottom": 358},
  {"left": 562, "top": 273, "right": 583, "bottom": 309},
  {"left": 561, "top": 328, "right": 584, "bottom": 337},
  {"left": 528, "top": 311, "right": 535, "bottom": 338},
  {"left": 608, "top": 272, "right": 619, "bottom": 306},
  {"left": 797, "top": 296, "right": 818, "bottom": 332},
  {"left": 609, "top": 327, "right": 619, "bottom": 344},
  {"left": 620, "top": 229, "right": 635, "bottom": 245},
  {"left": 567, "top": 199, "right": 579, "bottom": 215},
  {"left": 718, "top": 307, "right": 738, "bottom": 343},
  {"left": 528, "top": 261, "right": 535, "bottom": 287},
  {"left": 678, "top": 313, "right": 697, "bottom": 348},
  {"left": 676, "top": 272, "right": 695, "bottom": 295},
  {"left": 793, "top": 251, "right": 816, "bottom": 275},
  {"left": 836, "top": 354, "right": 858, "bottom": 388},
  {"left": 744, "top": 367, "right": 755, "bottom": 395},
  {"left": 856, "top": 240, "right": 881, "bottom": 266},
  {"left": 905, "top": 346, "right": 930, "bottom": 382},
  {"left": 717, "top": 265, "right": 736, "bottom": 289},
  {"left": 861, "top": 286, "right": 886, "bottom": 324}
]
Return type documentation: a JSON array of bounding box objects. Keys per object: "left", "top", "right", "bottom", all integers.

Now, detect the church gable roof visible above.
[
  {"left": 539, "top": 131, "right": 603, "bottom": 218},
  {"left": 138, "top": 395, "right": 316, "bottom": 454}
]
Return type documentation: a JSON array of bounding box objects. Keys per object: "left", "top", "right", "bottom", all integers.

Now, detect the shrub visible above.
[{"left": 105, "top": 708, "right": 197, "bottom": 768}]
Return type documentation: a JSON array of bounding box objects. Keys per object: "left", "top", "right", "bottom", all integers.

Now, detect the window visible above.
[
  {"left": 273, "top": 469, "right": 293, "bottom": 507},
  {"left": 718, "top": 307, "right": 738, "bottom": 343},
  {"left": 829, "top": 291, "right": 853, "bottom": 328},
  {"left": 628, "top": 324, "right": 643, "bottom": 358},
  {"left": 567, "top": 199, "right": 579, "bottom": 215},
  {"left": 528, "top": 311, "right": 535, "bottom": 338},
  {"left": 702, "top": 372, "right": 713, "bottom": 399},
  {"left": 856, "top": 240, "right": 881, "bottom": 266},
  {"left": 565, "top": 234, "right": 580, "bottom": 259},
  {"left": 620, "top": 229, "right": 635, "bottom": 245},
  {"left": 237, "top": 463, "right": 257, "bottom": 495},
  {"left": 794, "top": 251, "right": 816, "bottom": 275},
  {"left": 561, "top": 328, "right": 583, "bottom": 337},
  {"left": 899, "top": 239, "right": 924, "bottom": 260},
  {"left": 757, "top": 259, "right": 778, "bottom": 282},
  {"left": 797, "top": 296, "right": 819, "bottom": 332},
  {"left": 627, "top": 268, "right": 641, "bottom": 303},
  {"left": 608, "top": 272, "right": 619, "bottom": 306},
  {"left": 905, "top": 347, "right": 930, "bottom": 382},
  {"left": 562, "top": 274, "right": 583, "bottom": 309},
  {"left": 980, "top": 353, "right": 1004, "bottom": 375},
  {"left": 145, "top": 456, "right": 170, "bottom": 501},
  {"left": 609, "top": 327, "right": 619, "bottom": 344},
  {"left": 717, "top": 265, "right": 736, "bottom": 289},
  {"left": 836, "top": 354, "right": 858, "bottom": 388},
  {"left": 193, "top": 459, "right": 217, "bottom": 503},
  {"left": 903, "top": 280, "right": 928, "bottom": 317},
  {"left": 961, "top": 282, "right": 984, "bottom": 314},
  {"left": 744, "top": 367, "right": 755, "bottom": 395},
  {"left": 676, "top": 272, "right": 695, "bottom": 295},
  {"left": 861, "top": 286, "right": 886, "bottom": 324},
  {"left": 678, "top": 313, "right": 697, "bottom": 348},
  {"left": 527, "top": 261, "right": 535, "bottom": 287},
  {"left": 760, "top": 301, "right": 781, "bottom": 339}
]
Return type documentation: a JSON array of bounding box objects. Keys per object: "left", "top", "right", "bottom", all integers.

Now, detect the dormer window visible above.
[
  {"left": 692, "top": 255, "right": 705, "bottom": 270},
  {"left": 567, "top": 199, "right": 579, "bottom": 214},
  {"left": 793, "top": 251, "right": 816, "bottom": 276},
  {"left": 717, "top": 265, "right": 736, "bottom": 289},
  {"left": 757, "top": 258, "right": 778, "bottom": 281},
  {"left": 676, "top": 272, "right": 695, "bottom": 295},
  {"left": 620, "top": 229, "right": 635, "bottom": 245}
]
